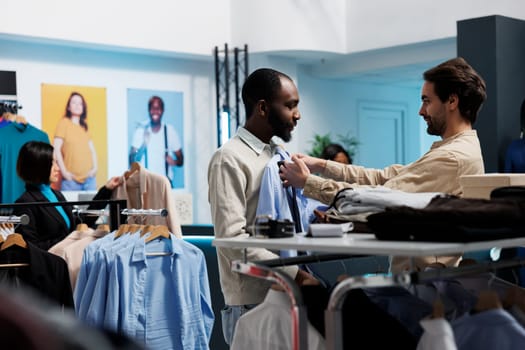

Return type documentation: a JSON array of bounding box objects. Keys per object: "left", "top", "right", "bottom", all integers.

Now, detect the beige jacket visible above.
[
  {"left": 304, "top": 130, "right": 484, "bottom": 272},
  {"left": 113, "top": 164, "right": 182, "bottom": 238}
]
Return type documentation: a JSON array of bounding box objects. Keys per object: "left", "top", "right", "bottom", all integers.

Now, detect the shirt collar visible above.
[
  {"left": 130, "top": 233, "right": 182, "bottom": 263},
  {"left": 431, "top": 129, "right": 476, "bottom": 149},
  {"left": 237, "top": 127, "right": 277, "bottom": 155}
]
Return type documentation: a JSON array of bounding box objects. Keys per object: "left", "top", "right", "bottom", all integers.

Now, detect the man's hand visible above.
[
  {"left": 294, "top": 153, "right": 327, "bottom": 173},
  {"left": 279, "top": 155, "right": 311, "bottom": 189}
]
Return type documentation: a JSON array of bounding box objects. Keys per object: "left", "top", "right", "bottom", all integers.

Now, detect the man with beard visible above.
[
  {"left": 208, "top": 68, "right": 317, "bottom": 345},
  {"left": 129, "top": 95, "right": 183, "bottom": 186},
  {"left": 279, "top": 57, "right": 487, "bottom": 272}
]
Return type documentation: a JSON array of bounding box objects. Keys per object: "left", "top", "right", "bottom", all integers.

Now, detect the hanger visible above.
[
  {"left": 114, "top": 224, "right": 130, "bottom": 239},
  {"left": 4, "top": 112, "right": 27, "bottom": 125},
  {"left": 127, "top": 224, "right": 141, "bottom": 235},
  {"left": 97, "top": 224, "right": 110, "bottom": 232},
  {"left": 503, "top": 285, "right": 525, "bottom": 312},
  {"left": 144, "top": 225, "right": 170, "bottom": 243},
  {"left": 124, "top": 162, "right": 141, "bottom": 180},
  {"left": 473, "top": 290, "right": 502, "bottom": 313},
  {"left": 1, "top": 233, "right": 28, "bottom": 250},
  {"left": 76, "top": 223, "right": 89, "bottom": 232},
  {"left": 140, "top": 224, "right": 156, "bottom": 237},
  {"left": 431, "top": 297, "right": 445, "bottom": 319}
]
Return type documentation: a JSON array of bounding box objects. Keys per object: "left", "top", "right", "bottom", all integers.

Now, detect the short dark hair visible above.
[
  {"left": 17, "top": 141, "right": 54, "bottom": 185},
  {"left": 148, "top": 96, "right": 164, "bottom": 112},
  {"left": 423, "top": 57, "right": 487, "bottom": 124},
  {"left": 320, "top": 143, "right": 352, "bottom": 164},
  {"left": 241, "top": 68, "right": 292, "bottom": 118}
]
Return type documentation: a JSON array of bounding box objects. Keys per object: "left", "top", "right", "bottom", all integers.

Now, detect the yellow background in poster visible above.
[{"left": 41, "top": 84, "right": 108, "bottom": 190}]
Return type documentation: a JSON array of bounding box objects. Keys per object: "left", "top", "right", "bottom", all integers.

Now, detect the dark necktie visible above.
[{"left": 286, "top": 186, "right": 303, "bottom": 233}]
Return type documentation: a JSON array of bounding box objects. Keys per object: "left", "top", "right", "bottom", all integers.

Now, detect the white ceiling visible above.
[{"left": 275, "top": 37, "right": 457, "bottom": 89}]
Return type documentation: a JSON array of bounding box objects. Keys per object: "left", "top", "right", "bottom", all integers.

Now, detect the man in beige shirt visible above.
[
  {"left": 280, "top": 57, "right": 487, "bottom": 272},
  {"left": 208, "top": 68, "right": 316, "bottom": 345}
]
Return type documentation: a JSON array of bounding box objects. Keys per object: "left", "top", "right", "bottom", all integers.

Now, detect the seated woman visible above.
[
  {"left": 320, "top": 143, "right": 352, "bottom": 164},
  {"left": 14, "top": 141, "right": 122, "bottom": 250}
]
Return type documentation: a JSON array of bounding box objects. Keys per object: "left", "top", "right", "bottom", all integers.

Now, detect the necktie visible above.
[{"left": 286, "top": 187, "right": 303, "bottom": 233}]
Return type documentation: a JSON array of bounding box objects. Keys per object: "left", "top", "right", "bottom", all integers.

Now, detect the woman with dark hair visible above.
[
  {"left": 320, "top": 143, "right": 352, "bottom": 164},
  {"left": 53, "top": 91, "right": 98, "bottom": 191},
  {"left": 14, "top": 141, "right": 121, "bottom": 250}
]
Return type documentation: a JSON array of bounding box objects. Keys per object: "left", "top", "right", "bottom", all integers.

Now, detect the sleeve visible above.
[
  {"left": 13, "top": 200, "right": 46, "bottom": 249},
  {"left": 256, "top": 164, "right": 281, "bottom": 220},
  {"left": 167, "top": 124, "right": 182, "bottom": 151},
  {"left": 323, "top": 160, "right": 404, "bottom": 185},
  {"left": 54, "top": 118, "right": 68, "bottom": 139},
  {"left": 198, "top": 250, "right": 215, "bottom": 341},
  {"left": 303, "top": 161, "right": 406, "bottom": 205}
]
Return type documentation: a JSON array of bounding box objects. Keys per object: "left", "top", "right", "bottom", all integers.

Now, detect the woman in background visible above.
[
  {"left": 54, "top": 92, "right": 98, "bottom": 191},
  {"left": 15, "top": 141, "right": 121, "bottom": 250},
  {"left": 320, "top": 143, "right": 352, "bottom": 164}
]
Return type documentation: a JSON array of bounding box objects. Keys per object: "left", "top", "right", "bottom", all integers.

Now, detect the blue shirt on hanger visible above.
[{"left": 103, "top": 234, "right": 214, "bottom": 350}]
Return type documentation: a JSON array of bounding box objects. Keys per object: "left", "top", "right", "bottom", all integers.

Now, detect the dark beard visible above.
[
  {"left": 426, "top": 117, "right": 446, "bottom": 137},
  {"left": 268, "top": 107, "right": 292, "bottom": 142}
]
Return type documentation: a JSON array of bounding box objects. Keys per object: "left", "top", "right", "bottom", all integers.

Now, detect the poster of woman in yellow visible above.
[{"left": 41, "top": 84, "right": 107, "bottom": 191}]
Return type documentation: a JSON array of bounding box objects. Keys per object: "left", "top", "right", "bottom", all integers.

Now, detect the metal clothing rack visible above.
[
  {"left": 231, "top": 260, "right": 308, "bottom": 350},
  {"left": 121, "top": 208, "right": 168, "bottom": 217},
  {"left": 0, "top": 214, "right": 30, "bottom": 225},
  {"left": 233, "top": 255, "right": 525, "bottom": 350},
  {"left": 0, "top": 199, "right": 127, "bottom": 231}
]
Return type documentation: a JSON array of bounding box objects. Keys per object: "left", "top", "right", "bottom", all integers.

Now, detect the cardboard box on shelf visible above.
[{"left": 460, "top": 173, "right": 525, "bottom": 199}]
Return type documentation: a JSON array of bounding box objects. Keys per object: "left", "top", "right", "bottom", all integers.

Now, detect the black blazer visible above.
[
  {"left": 0, "top": 241, "right": 74, "bottom": 308},
  {"left": 14, "top": 184, "right": 113, "bottom": 251}
]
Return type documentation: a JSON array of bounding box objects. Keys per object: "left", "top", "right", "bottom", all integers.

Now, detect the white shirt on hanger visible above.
[{"left": 230, "top": 288, "right": 325, "bottom": 350}]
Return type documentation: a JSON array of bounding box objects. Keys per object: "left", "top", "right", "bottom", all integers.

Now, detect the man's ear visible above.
[
  {"left": 448, "top": 94, "right": 459, "bottom": 110},
  {"left": 256, "top": 100, "right": 268, "bottom": 116}
]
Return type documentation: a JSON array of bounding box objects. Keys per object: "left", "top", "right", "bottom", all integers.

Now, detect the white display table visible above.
[{"left": 213, "top": 233, "right": 525, "bottom": 257}]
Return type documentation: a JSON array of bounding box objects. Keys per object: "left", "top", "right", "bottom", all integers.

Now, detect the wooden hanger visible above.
[
  {"left": 140, "top": 224, "right": 156, "bottom": 237},
  {"left": 76, "top": 223, "right": 89, "bottom": 232},
  {"left": 129, "top": 224, "right": 142, "bottom": 233},
  {"left": 4, "top": 112, "right": 27, "bottom": 125},
  {"left": 124, "top": 162, "right": 141, "bottom": 180},
  {"left": 431, "top": 298, "right": 445, "bottom": 319},
  {"left": 1, "top": 233, "right": 28, "bottom": 250},
  {"left": 503, "top": 285, "right": 525, "bottom": 312},
  {"left": 114, "top": 224, "right": 130, "bottom": 239},
  {"left": 97, "top": 224, "right": 110, "bottom": 232},
  {"left": 473, "top": 290, "right": 502, "bottom": 313},
  {"left": 145, "top": 225, "right": 170, "bottom": 243}
]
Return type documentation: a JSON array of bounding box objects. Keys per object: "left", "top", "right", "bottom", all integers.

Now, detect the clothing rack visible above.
[
  {"left": 0, "top": 199, "right": 127, "bottom": 231},
  {"left": 121, "top": 208, "right": 168, "bottom": 217},
  {"left": 0, "top": 214, "right": 30, "bottom": 225},
  {"left": 325, "top": 257, "right": 525, "bottom": 350},
  {"left": 231, "top": 260, "right": 308, "bottom": 350},
  {"left": 232, "top": 255, "right": 525, "bottom": 350}
]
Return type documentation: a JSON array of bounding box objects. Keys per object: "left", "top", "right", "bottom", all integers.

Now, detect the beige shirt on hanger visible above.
[{"left": 112, "top": 164, "right": 182, "bottom": 238}]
